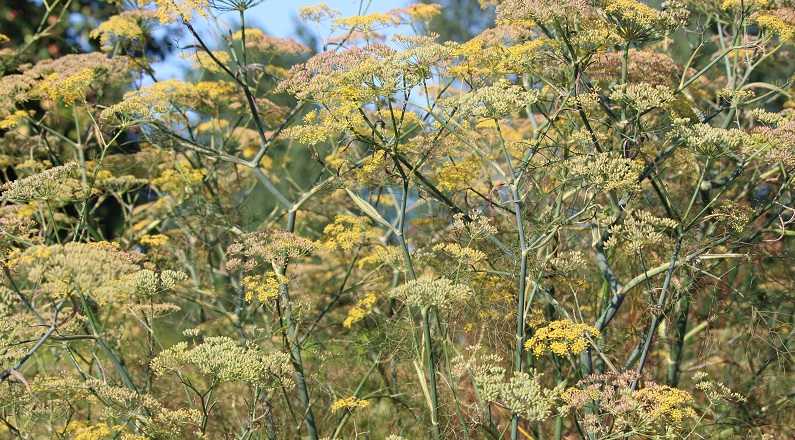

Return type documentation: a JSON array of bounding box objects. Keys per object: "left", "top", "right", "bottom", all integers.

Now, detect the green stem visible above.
[
  {"left": 422, "top": 307, "right": 441, "bottom": 440},
  {"left": 667, "top": 294, "right": 691, "bottom": 387}
]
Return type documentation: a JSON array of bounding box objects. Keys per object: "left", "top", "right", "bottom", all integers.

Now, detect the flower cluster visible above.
[
  {"left": 154, "top": 0, "right": 208, "bottom": 23},
  {"left": 432, "top": 242, "right": 486, "bottom": 265},
  {"left": 567, "top": 152, "right": 644, "bottom": 193},
  {"left": 754, "top": 8, "right": 795, "bottom": 41},
  {"left": 231, "top": 28, "right": 309, "bottom": 55},
  {"left": 562, "top": 371, "right": 696, "bottom": 436},
  {"left": 330, "top": 396, "right": 370, "bottom": 413},
  {"left": 451, "top": 210, "right": 498, "bottom": 239},
  {"left": 25, "top": 53, "right": 132, "bottom": 105},
  {"left": 151, "top": 336, "right": 293, "bottom": 387},
  {"left": 604, "top": 0, "right": 689, "bottom": 41},
  {"left": 589, "top": 49, "right": 680, "bottom": 86},
  {"left": 241, "top": 272, "right": 286, "bottom": 302},
  {"left": 674, "top": 119, "right": 752, "bottom": 157},
  {"left": 495, "top": 0, "right": 592, "bottom": 26},
  {"left": 343, "top": 292, "right": 378, "bottom": 328},
  {"left": 435, "top": 155, "right": 481, "bottom": 192},
  {"left": 101, "top": 80, "right": 237, "bottom": 123},
  {"left": 6, "top": 242, "right": 145, "bottom": 304},
  {"left": 0, "top": 162, "right": 83, "bottom": 203},
  {"left": 455, "top": 350, "right": 562, "bottom": 422},
  {"left": 388, "top": 276, "right": 474, "bottom": 310},
  {"left": 525, "top": 320, "right": 600, "bottom": 357},
  {"left": 448, "top": 80, "right": 539, "bottom": 119},
  {"left": 610, "top": 82, "right": 676, "bottom": 113},
  {"left": 226, "top": 230, "right": 317, "bottom": 271},
  {"left": 605, "top": 210, "right": 679, "bottom": 253},
  {"left": 323, "top": 215, "right": 377, "bottom": 251},
  {"left": 90, "top": 10, "right": 155, "bottom": 50}
]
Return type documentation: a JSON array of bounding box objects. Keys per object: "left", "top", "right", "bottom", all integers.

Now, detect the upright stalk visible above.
[
  {"left": 278, "top": 210, "right": 319, "bottom": 440},
  {"left": 632, "top": 236, "right": 683, "bottom": 390},
  {"left": 667, "top": 293, "right": 691, "bottom": 387},
  {"left": 509, "top": 181, "right": 529, "bottom": 440},
  {"left": 394, "top": 170, "right": 440, "bottom": 439}
]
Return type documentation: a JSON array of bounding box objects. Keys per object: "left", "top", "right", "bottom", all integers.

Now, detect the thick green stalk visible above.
[
  {"left": 632, "top": 237, "right": 683, "bottom": 390},
  {"left": 510, "top": 181, "right": 529, "bottom": 440},
  {"left": 667, "top": 294, "right": 691, "bottom": 387},
  {"left": 422, "top": 307, "right": 441, "bottom": 439}
]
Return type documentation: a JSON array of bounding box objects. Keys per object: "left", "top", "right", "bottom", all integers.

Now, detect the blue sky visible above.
[{"left": 152, "top": 0, "right": 409, "bottom": 79}]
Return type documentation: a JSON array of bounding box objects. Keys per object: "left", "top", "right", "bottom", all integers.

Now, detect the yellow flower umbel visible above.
[
  {"left": 388, "top": 277, "right": 474, "bottom": 310},
  {"left": 394, "top": 4, "right": 443, "bottom": 22},
  {"left": 151, "top": 336, "right": 293, "bottom": 388},
  {"left": 65, "top": 421, "right": 119, "bottom": 440},
  {"left": 241, "top": 272, "right": 287, "bottom": 302},
  {"left": 152, "top": 162, "right": 206, "bottom": 196},
  {"left": 0, "top": 162, "right": 83, "bottom": 203},
  {"left": 525, "top": 320, "right": 600, "bottom": 357},
  {"left": 603, "top": 0, "right": 688, "bottom": 41},
  {"left": 154, "top": 0, "right": 208, "bottom": 23},
  {"left": 0, "top": 110, "right": 28, "bottom": 130},
  {"left": 635, "top": 384, "right": 697, "bottom": 422},
  {"left": 343, "top": 293, "right": 377, "bottom": 328},
  {"left": 90, "top": 10, "right": 154, "bottom": 51},
  {"left": 140, "top": 234, "right": 170, "bottom": 248},
  {"left": 435, "top": 155, "right": 481, "bottom": 192},
  {"left": 36, "top": 68, "right": 96, "bottom": 105},
  {"left": 333, "top": 12, "right": 400, "bottom": 30},
  {"left": 230, "top": 28, "right": 309, "bottom": 55},
  {"left": 330, "top": 396, "right": 370, "bottom": 413},
  {"left": 755, "top": 8, "right": 795, "bottom": 42},
  {"left": 323, "top": 215, "right": 377, "bottom": 251}
]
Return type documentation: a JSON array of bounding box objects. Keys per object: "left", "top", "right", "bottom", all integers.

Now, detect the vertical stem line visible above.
[
  {"left": 278, "top": 209, "right": 319, "bottom": 440},
  {"left": 632, "top": 236, "right": 683, "bottom": 390},
  {"left": 510, "top": 182, "right": 529, "bottom": 440},
  {"left": 667, "top": 293, "right": 691, "bottom": 387}
]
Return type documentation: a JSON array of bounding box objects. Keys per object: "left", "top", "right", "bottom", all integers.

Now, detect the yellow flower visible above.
[
  {"left": 140, "top": 234, "right": 170, "bottom": 248},
  {"left": 755, "top": 9, "right": 795, "bottom": 41},
  {"left": 193, "top": 50, "right": 231, "bottom": 73},
  {"left": 334, "top": 12, "right": 400, "bottom": 29},
  {"left": 66, "top": 421, "right": 115, "bottom": 440},
  {"left": 635, "top": 384, "right": 697, "bottom": 422},
  {"left": 525, "top": 320, "right": 600, "bottom": 357},
  {"left": 0, "top": 110, "right": 28, "bottom": 130},
  {"left": 432, "top": 242, "right": 486, "bottom": 265},
  {"left": 90, "top": 12, "right": 149, "bottom": 50},
  {"left": 241, "top": 272, "right": 287, "bottom": 302},
  {"left": 152, "top": 162, "right": 206, "bottom": 195},
  {"left": 195, "top": 118, "right": 230, "bottom": 134},
  {"left": 323, "top": 215, "right": 377, "bottom": 251},
  {"left": 354, "top": 150, "right": 387, "bottom": 182},
  {"left": 154, "top": 0, "right": 208, "bottom": 23},
  {"left": 722, "top": 0, "right": 769, "bottom": 10},
  {"left": 396, "top": 4, "right": 443, "bottom": 21},
  {"left": 36, "top": 68, "right": 95, "bottom": 105},
  {"left": 436, "top": 155, "right": 481, "bottom": 192},
  {"left": 330, "top": 396, "right": 370, "bottom": 413},
  {"left": 343, "top": 293, "right": 377, "bottom": 328}
]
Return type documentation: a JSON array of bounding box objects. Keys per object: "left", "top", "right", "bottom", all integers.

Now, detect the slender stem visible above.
[
  {"left": 631, "top": 236, "right": 683, "bottom": 390},
  {"left": 667, "top": 293, "right": 691, "bottom": 387},
  {"left": 279, "top": 210, "right": 319, "bottom": 440}
]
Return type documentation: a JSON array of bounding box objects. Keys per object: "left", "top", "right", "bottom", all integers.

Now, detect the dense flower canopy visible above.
[{"left": 0, "top": 0, "right": 793, "bottom": 438}]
